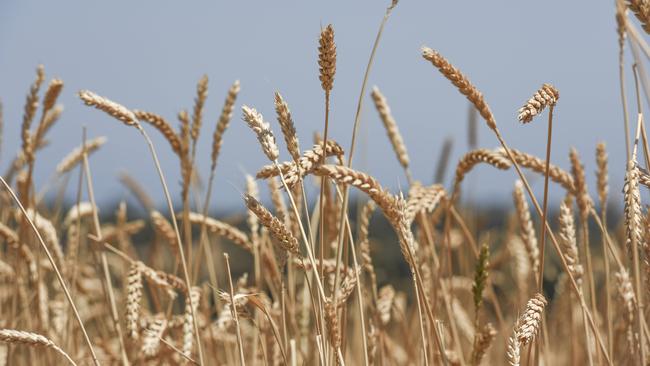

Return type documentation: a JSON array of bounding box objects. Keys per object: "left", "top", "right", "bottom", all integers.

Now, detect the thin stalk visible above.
[{"left": 536, "top": 105, "right": 553, "bottom": 291}]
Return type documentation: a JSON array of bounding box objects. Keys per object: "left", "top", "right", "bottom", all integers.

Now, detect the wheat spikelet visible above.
[
  {"left": 453, "top": 148, "right": 511, "bottom": 199},
  {"left": 324, "top": 299, "right": 341, "bottom": 349},
  {"left": 21, "top": 65, "right": 45, "bottom": 164},
  {"left": 133, "top": 110, "right": 182, "bottom": 156},
  {"left": 516, "top": 293, "right": 547, "bottom": 344},
  {"left": 268, "top": 177, "right": 289, "bottom": 228},
  {"left": 404, "top": 182, "right": 446, "bottom": 223},
  {"left": 0, "top": 329, "right": 76, "bottom": 365},
  {"left": 56, "top": 137, "right": 107, "bottom": 174},
  {"left": 150, "top": 210, "right": 179, "bottom": 257},
  {"left": 125, "top": 263, "right": 143, "bottom": 340},
  {"left": 513, "top": 180, "right": 539, "bottom": 278},
  {"left": 318, "top": 24, "right": 336, "bottom": 92},
  {"left": 242, "top": 105, "right": 279, "bottom": 161},
  {"left": 37, "top": 280, "right": 49, "bottom": 333},
  {"left": 245, "top": 175, "right": 261, "bottom": 249},
  {"left": 624, "top": 160, "right": 643, "bottom": 257},
  {"left": 615, "top": 268, "right": 637, "bottom": 353},
  {"left": 0, "top": 223, "right": 19, "bottom": 249},
  {"left": 359, "top": 200, "right": 377, "bottom": 290},
  {"left": 63, "top": 202, "right": 94, "bottom": 227},
  {"left": 23, "top": 209, "right": 65, "bottom": 272},
  {"left": 211, "top": 80, "right": 240, "bottom": 170},
  {"left": 256, "top": 140, "right": 344, "bottom": 186},
  {"left": 274, "top": 92, "right": 301, "bottom": 162},
  {"left": 569, "top": 148, "right": 592, "bottom": 218},
  {"left": 314, "top": 164, "right": 399, "bottom": 223},
  {"left": 377, "top": 285, "right": 395, "bottom": 325},
  {"left": 78, "top": 90, "right": 138, "bottom": 126},
  {"left": 63, "top": 201, "right": 94, "bottom": 228},
  {"left": 502, "top": 148, "right": 575, "bottom": 193},
  {"left": 371, "top": 86, "right": 410, "bottom": 169},
  {"left": 596, "top": 142, "right": 609, "bottom": 208},
  {"left": 628, "top": 0, "right": 650, "bottom": 33},
  {"left": 244, "top": 194, "right": 300, "bottom": 255},
  {"left": 506, "top": 325, "right": 521, "bottom": 366},
  {"left": 509, "top": 236, "right": 530, "bottom": 297},
  {"left": 470, "top": 322, "right": 497, "bottom": 366},
  {"left": 421, "top": 47, "right": 496, "bottom": 131},
  {"left": 41, "top": 78, "right": 63, "bottom": 115},
  {"left": 186, "top": 212, "right": 251, "bottom": 251},
  {"left": 142, "top": 317, "right": 168, "bottom": 357},
  {"left": 191, "top": 74, "right": 208, "bottom": 141},
  {"left": 472, "top": 243, "right": 490, "bottom": 312},
  {"left": 35, "top": 105, "right": 63, "bottom": 145},
  {"left": 182, "top": 287, "right": 201, "bottom": 358},
  {"left": 517, "top": 83, "right": 559, "bottom": 123},
  {"left": 558, "top": 201, "right": 583, "bottom": 287}
]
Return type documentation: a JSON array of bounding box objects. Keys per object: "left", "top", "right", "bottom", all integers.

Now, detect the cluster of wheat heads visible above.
[{"left": 3, "top": 1, "right": 650, "bottom": 365}]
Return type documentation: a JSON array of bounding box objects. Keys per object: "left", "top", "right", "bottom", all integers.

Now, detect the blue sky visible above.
[{"left": 0, "top": 1, "right": 636, "bottom": 212}]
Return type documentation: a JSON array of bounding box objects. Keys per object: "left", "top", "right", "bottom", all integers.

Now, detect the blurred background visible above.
[{"left": 0, "top": 0, "right": 632, "bottom": 213}]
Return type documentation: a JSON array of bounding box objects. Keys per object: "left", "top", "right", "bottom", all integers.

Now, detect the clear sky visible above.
[{"left": 0, "top": 1, "right": 637, "bottom": 212}]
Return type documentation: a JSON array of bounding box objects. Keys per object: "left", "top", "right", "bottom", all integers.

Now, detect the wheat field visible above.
[{"left": 1, "top": 0, "right": 650, "bottom": 365}]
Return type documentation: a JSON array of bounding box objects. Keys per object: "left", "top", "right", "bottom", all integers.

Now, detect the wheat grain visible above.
[
  {"left": 319, "top": 24, "right": 336, "bottom": 92},
  {"left": 371, "top": 86, "right": 410, "bottom": 169},
  {"left": 125, "top": 263, "right": 143, "bottom": 339},
  {"left": 516, "top": 293, "right": 547, "bottom": 344},
  {"left": 558, "top": 201, "right": 583, "bottom": 287},
  {"left": 56, "top": 137, "right": 107, "bottom": 174},
  {"left": 211, "top": 80, "right": 240, "bottom": 170},
  {"left": 628, "top": 0, "right": 650, "bottom": 33},
  {"left": 255, "top": 140, "right": 344, "bottom": 187},
  {"left": 274, "top": 92, "right": 301, "bottom": 162},
  {"left": 517, "top": 83, "right": 559, "bottom": 123},
  {"left": 470, "top": 322, "right": 496, "bottom": 366},
  {"left": 244, "top": 194, "right": 300, "bottom": 255},
  {"left": 191, "top": 74, "right": 209, "bottom": 141},
  {"left": 624, "top": 160, "right": 643, "bottom": 256},
  {"left": 513, "top": 180, "right": 540, "bottom": 278},
  {"left": 242, "top": 105, "right": 279, "bottom": 161},
  {"left": 0, "top": 329, "right": 76, "bottom": 365},
  {"left": 133, "top": 110, "right": 182, "bottom": 156},
  {"left": 78, "top": 90, "right": 138, "bottom": 126},
  {"left": 422, "top": 47, "right": 496, "bottom": 131}
]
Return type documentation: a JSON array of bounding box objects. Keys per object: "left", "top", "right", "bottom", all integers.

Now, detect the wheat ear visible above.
[
  {"left": 516, "top": 293, "right": 547, "bottom": 345},
  {"left": 318, "top": 24, "right": 336, "bottom": 92},
  {"left": 191, "top": 74, "right": 208, "bottom": 141},
  {"left": 244, "top": 194, "right": 300, "bottom": 255},
  {"left": 0, "top": 329, "right": 76, "bottom": 365},
  {"left": 242, "top": 105, "right": 280, "bottom": 161},
  {"left": 56, "top": 136, "right": 107, "bottom": 174},
  {"left": 371, "top": 86, "right": 410, "bottom": 172},
  {"left": 125, "top": 263, "right": 143, "bottom": 340},
  {"left": 133, "top": 110, "right": 182, "bottom": 156},
  {"left": 517, "top": 83, "right": 559, "bottom": 123},
  {"left": 422, "top": 47, "right": 496, "bottom": 131},
  {"left": 513, "top": 180, "right": 539, "bottom": 278},
  {"left": 274, "top": 92, "right": 301, "bottom": 162}
]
